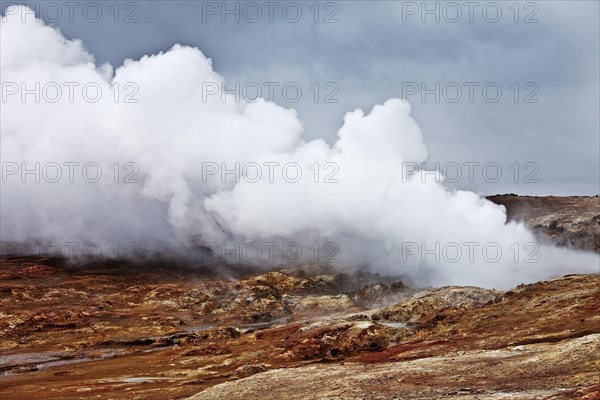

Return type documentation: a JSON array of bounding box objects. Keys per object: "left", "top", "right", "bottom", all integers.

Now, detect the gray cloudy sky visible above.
[{"left": 7, "top": 0, "right": 599, "bottom": 195}]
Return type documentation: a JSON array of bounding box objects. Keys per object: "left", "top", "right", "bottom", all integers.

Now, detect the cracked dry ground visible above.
[{"left": 0, "top": 257, "right": 599, "bottom": 400}]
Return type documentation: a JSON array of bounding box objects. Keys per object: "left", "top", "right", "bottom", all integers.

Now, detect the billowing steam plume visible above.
[{"left": 1, "top": 6, "right": 597, "bottom": 288}]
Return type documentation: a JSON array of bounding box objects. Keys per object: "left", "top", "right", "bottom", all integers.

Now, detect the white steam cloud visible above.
[{"left": 1, "top": 6, "right": 598, "bottom": 288}]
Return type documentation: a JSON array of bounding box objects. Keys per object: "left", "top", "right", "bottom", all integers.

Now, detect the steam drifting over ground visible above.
[{"left": 1, "top": 6, "right": 598, "bottom": 288}]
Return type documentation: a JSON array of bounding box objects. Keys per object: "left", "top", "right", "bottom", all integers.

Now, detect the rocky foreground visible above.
[
  {"left": 0, "top": 195, "right": 599, "bottom": 400},
  {"left": 0, "top": 259, "right": 598, "bottom": 400}
]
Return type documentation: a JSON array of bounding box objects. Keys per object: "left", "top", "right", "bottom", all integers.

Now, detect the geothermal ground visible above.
[{"left": 0, "top": 195, "right": 598, "bottom": 400}]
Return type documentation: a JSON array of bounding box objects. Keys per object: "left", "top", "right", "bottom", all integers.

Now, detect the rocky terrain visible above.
[
  {"left": 488, "top": 195, "right": 599, "bottom": 253},
  {"left": 0, "top": 196, "right": 599, "bottom": 399}
]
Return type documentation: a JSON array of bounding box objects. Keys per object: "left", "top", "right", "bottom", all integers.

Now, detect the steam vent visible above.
[{"left": 1, "top": 2, "right": 599, "bottom": 399}]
